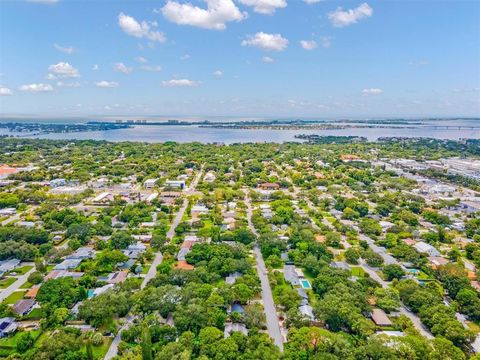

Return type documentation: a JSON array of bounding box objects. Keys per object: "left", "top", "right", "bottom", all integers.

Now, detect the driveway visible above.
[
  {"left": 244, "top": 191, "right": 284, "bottom": 351},
  {"left": 0, "top": 264, "right": 36, "bottom": 302},
  {"left": 104, "top": 167, "right": 203, "bottom": 359}
]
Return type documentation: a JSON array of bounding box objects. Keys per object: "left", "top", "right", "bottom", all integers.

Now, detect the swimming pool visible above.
[{"left": 300, "top": 279, "right": 311, "bottom": 289}]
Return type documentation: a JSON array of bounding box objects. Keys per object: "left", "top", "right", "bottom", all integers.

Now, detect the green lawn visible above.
[
  {"left": 0, "top": 277, "right": 16, "bottom": 289},
  {"left": 467, "top": 321, "right": 480, "bottom": 334},
  {"left": 3, "top": 290, "right": 26, "bottom": 304},
  {"left": 141, "top": 264, "right": 151, "bottom": 274},
  {"left": 19, "top": 281, "right": 33, "bottom": 290},
  {"left": 351, "top": 266, "right": 365, "bottom": 277},
  {"left": 417, "top": 271, "right": 432, "bottom": 280},
  {"left": 23, "top": 307, "right": 43, "bottom": 320},
  {"left": 0, "top": 330, "right": 42, "bottom": 349},
  {"left": 91, "top": 337, "right": 113, "bottom": 359},
  {"left": 6, "top": 265, "right": 33, "bottom": 276}
]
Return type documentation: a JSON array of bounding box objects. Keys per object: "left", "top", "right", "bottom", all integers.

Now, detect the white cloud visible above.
[
  {"left": 161, "top": 79, "right": 200, "bottom": 87},
  {"left": 53, "top": 43, "right": 74, "bottom": 54},
  {"left": 299, "top": 40, "right": 317, "bottom": 50},
  {"left": 180, "top": 54, "right": 191, "bottom": 60},
  {"left": 96, "top": 81, "right": 119, "bottom": 88},
  {"left": 47, "top": 62, "right": 80, "bottom": 79},
  {"left": 452, "top": 87, "right": 480, "bottom": 93},
  {"left": 242, "top": 32, "right": 288, "bottom": 51},
  {"left": 135, "top": 56, "right": 148, "bottom": 63},
  {"left": 141, "top": 65, "right": 162, "bottom": 72},
  {"left": 118, "top": 12, "right": 166, "bottom": 43},
  {"left": 19, "top": 83, "right": 53, "bottom": 92},
  {"left": 262, "top": 56, "right": 274, "bottom": 63},
  {"left": 114, "top": 62, "right": 133, "bottom": 74},
  {"left": 26, "top": 0, "right": 58, "bottom": 4},
  {"left": 213, "top": 70, "right": 223, "bottom": 77},
  {"left": 0, "top": 86, "right": 13, "bottom": 96},
  {"left": 57, "top": 81, "right": 80, "bottom": 88},
  {"left": 409, "top": 59, "right": 429, "bottom": 67},
  {"left": 161, "top": 0, "right": 246, "bottom": 30},
  {"left": 92, "top": 64, "right": 99, "bottom": 71},
  {"left": 362, "top": 88, "right": 383, "bottom": 95},
  {"left": 328, "top": 3, "right": 373, "bottom": 27},
  {"left": 238, "top": 0, "right": 286, "bottom": 15},
  {"left": 303, "top": 0, "right": 323, "bottom": 3},
  {"left": 319, "top": 36, "right": 332, "bottom": 48}
]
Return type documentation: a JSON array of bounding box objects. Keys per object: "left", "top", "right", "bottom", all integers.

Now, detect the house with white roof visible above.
[{"left": 413, "top": 241, "right": 441, "bottom": 257}]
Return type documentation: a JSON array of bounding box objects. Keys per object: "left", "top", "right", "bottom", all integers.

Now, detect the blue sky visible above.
[{"left": 0, "top": 0, "right": 479, "bottom": 118}]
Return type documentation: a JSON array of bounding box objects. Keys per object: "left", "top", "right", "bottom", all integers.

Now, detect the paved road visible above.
[
  {"left": 0, "top": 264, "right": 36, "bottom": 302},
  {"left": 1, "top": 213, "right": 21, "bottom": 226},
  {"left": 140, "top": 252, "right": 163, "bottom": 290},
  {"left": 104, "top": 167, "right": 203, "bottom": 359},
  {"left": 245, "top": 192, "right": 284, "bottom": 351},
  {"left": 166, "top": 168, "right": 203, "bottom": 240},
  {"left": 104, "top": 315, "right": 135, "bottom": 360},
  {"left": 294, "top": 186, "right": 434, "bottom": 340}
]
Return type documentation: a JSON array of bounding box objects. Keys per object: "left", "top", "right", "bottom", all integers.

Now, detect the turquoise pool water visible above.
[{"left": 300, "top": 279, "right": 311, "bottom": 289}]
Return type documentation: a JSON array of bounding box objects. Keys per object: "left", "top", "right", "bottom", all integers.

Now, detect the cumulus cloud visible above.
[
  {"left": 262, "top": 56, "right": 274, "bottom": 63},
  {"left": 328, "top": 3, "right": 373, "bottom": 27},
  {"left": 161, "top": 0, "right": 246, "bottom": 30},
  {"left": 114, "top": 62, "right": 133, "bottom": 74},
  {"left": 96, "top": 81, "right": 119, "bottom": 88},
  {"left": 57, "top": 81, "right": 80, "bottom": 88},
  {"left": 319, "top": 36, "right": 332, "bottom": 48},
  {"left": 19, "top": 83, "right": 53, "bottom": 92},
  {"left": 238, "top": 0, "right": 286, "bottom": 15},
  {"left": 213, "top": 70, "right": 223, "bottom": 77},
  {"left": 242, "top": 32, "right": 288, "bottom": 51},
  {"left": 118, "top": 12, "right": 166, "bottom": 42},
  {"left": 53, "top": 43, "right": 74, "bottom": 54},
  {"left": 141, "top": 65, "right": 162, "bottom": 72},
  {"left": 299, "top": 40, "right": 317, "bottom": 50},
  {"left": 0, "top": 86, "right": 13, "bottom": 96},
  {"left": 161, "top": 79, "right": 200, "bottom": 87},
  {"left": 47, "top": 62, "right": 80, "bottom": 79},
  {"left": 409, "top": 59, "right": 429, "bottom": 67},
  {"left": 135, "top": 56, "right": 148, "bottom": 63},
  {"left": 452, "top": 87, "right": 480, "bottom": 93},
  {"left": 26, "top": 0, "right": 58, "bottom": 4},
  {"left": 362, "top": 88, "right": 383, "bottom": 95}
]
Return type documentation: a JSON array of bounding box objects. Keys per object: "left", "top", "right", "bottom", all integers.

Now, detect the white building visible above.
[
  {"left": 144, "top": 178, "right": 158, "bottom": 189},
  {"left": 413, "top": 241, "right": 441, "bottom": 257},
  {"left": 165, "top": 180, "right": 186, "bottom": 190}
]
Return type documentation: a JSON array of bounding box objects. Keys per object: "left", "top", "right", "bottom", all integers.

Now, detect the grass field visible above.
[
  {"left": 90, "top": 337, "right": 113, "bottom": 359},
  {"left": 3, "top": 290, "right": 26, "bottom": 304},
  {"left": 351, "top": 266, "right": 365, "bottom": 277},
  {"left": 23, "top": 307, "right": 43, "bottom": 320},
  {"left": 0, "top": 330, "right": 42, "bottom": 349},
  {"left": 7, "top": 265, "right": 33, "bottom": 276},
  {"left": 0, "top": 277, "right": 16, "bottom": 289}
]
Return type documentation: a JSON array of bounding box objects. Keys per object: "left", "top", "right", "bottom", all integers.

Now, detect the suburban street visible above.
[
  {"left": 166, "top": 168, "right": 203, "bottom": 240},
  {"left": 105, "top": 167, "right": 204, "bottom": 359},
  {"left": 104, "top": 315, "right": 136, "bottom": 360},
  {"left": 1, "top": 206, "right": 38, "bottom": 226},
  {"left": 244, "top": 192, "right": 284, "bottom": 351},
  {"left": 0, "top": 264, "right": 36, "bottom": 303},
  {"left": 140, "top": 252, "right": 163, "bottom": 290},
  {"left": 295, "top": 188, "right": 435, "bottom": 340}
]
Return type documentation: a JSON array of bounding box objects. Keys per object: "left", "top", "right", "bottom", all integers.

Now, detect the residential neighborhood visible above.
[{"left": 0, "top": 138, "right": 479, "bottom": 359}]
